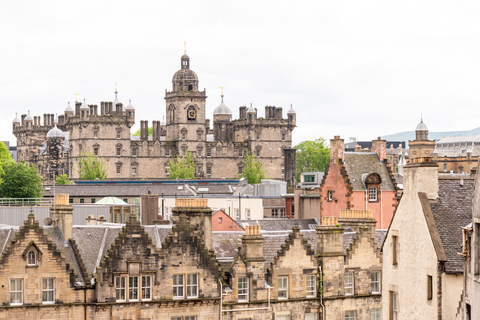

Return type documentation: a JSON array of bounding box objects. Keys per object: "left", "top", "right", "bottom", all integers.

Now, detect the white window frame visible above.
[
  {"left": 371, "top": 271, "right": 381, "bottom": 294},
  {"left": 238, "top": 277, "right": 249, "bottom": 302},
  {"left": 345, "top": 272, "right": 354, "bottom": 295},
  {"left": 10, "top": 278, "right": 23, "bottom": 305},
  {"left": 115, "top": 276, "right": 127, "bottom": 301},
  {"left": 173, "top": 274, "right": 185, "bottom": 299},
  {"left": 42, "top": 278, "right": 55, "bottom": 304},
  {"left": 246, "top": 209, "right": 251, "bottom": 220},
  {"left": 306, "top": 274, "right": 316, "bottom": 297},
  {"left": 235, "top": 208, "right": 240, "bottom": 220},
  {"left": 371, "top": 308, "right": 381, "bottom": 320},
  {"left": 392, "top": 291, "right": 398, "bottom": 320},
  {"left": 142, "top": 275, "right": 152, "bottom": 301},
  {"left": 27, "top": 250, "right": 36, "bottom": 266},
  {"left": 272, "top": 208, "right": 278, "bottom": 218},
  {"left": 276, "top": 315, "right": 289, "bottom": 320},
  {"left": 278, "top": 275, "right": 289, "bottom": 299},
  {"left": 368, "top": 187, "right": 377, "bottom": 202},
  {"left": 345, "top": 310, "right": 356, "bottom": 320},
  {"left": 328, "top": 190, "right": 333, "bottom": 201},
  {"left": 129, "top": 276, "right": 139, "bottom": 301},
  {"left": 187, "top": 274, "right": 198, "bottom": 298},
  {"left": 305, "top": 313, "right": 317, "bottom": 320},
  {"left": 185, "top": 317, "right": 197, "bottom": 320}
]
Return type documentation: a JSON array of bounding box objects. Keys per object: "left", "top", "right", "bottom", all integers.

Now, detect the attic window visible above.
[
  {"left": 27, "top": 250, "right": 36, "bottom": 266},
  {"left": 218, "top": 217, "right": 222, "bottom": 223},
  {"left": 368, "top": 187, "right": 377, "bottom": 202}
]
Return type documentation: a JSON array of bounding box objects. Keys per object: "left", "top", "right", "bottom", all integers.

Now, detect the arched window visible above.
[{"left": 27, "top": 250, "right": 36, "bottom": 266}]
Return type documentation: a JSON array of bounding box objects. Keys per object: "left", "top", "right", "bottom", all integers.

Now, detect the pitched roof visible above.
[
  {"left": 237, "top": 218, "right": 319, "bottom": 231},
  {"left": 344, "top": 152, "right": 396, "bottom": 191},
  {"left": 428, "top": 177, "right": 474, "bottom": 273}
]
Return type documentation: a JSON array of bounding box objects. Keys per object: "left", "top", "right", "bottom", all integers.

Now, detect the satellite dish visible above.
[{"left": 44, "top": 217, "right": 53, "bottom": 226}]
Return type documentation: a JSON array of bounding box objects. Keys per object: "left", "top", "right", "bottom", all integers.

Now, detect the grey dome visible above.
[
  {"left": 126, "top": 100, "right": 135, "bottom": 110},
  {"left": 287, "top": 105, "right": 296, "bottom": 114},
  {"left": 416, "top": 118, "right": 428, "bottom": 131},
  {"left": 46, "top": 125, "right": 65, "bottom": 138},
  {"left": 12, "top": 113, "right": 20, "bottom": 123},
  {"left": 213, "top": 95, "right": 232, "bottom": 115},
  {"left": 247, "top": 104, "right": 256, "bottom": 113},
  {"left": 65, "top": 102, "right": 74, "bottom": 112},
  {"left": 25, "top": 111, "right": 33, "bottom": 121},
  {"left": 80, "top": 101, "right": 89, "bottom": 110}
]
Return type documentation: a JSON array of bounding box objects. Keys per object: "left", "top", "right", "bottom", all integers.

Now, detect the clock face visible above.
[{"left": 187, "top": 107, "right": 197, "bottom": 120}]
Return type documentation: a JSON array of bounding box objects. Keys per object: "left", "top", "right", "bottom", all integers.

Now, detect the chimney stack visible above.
[
  {"left": 338, "top": 209, "right": 376, "bottom": 235},
  {"left": 242, "top": 225, "right": 265, "bottom": 262},
  {"left": 316, "top": 217, "right": 344, "bottom": 256},
  {"left": 172, "top": 199, "right": 213, "bottom": 250},
  {"left": 371, "top": 137, "right": 386, "bottom": 162},
  {"left": 330, "top": 136, "right": 345, "bottom": 163},
  {"left": 50, "top": 194, "right": 73, "bottom": 240}
]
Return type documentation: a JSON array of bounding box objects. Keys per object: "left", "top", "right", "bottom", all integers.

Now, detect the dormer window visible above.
[
  {"left": 368, "top": 187, "right": 377, "bottom": 202},
  {"left": 27, "top": 250, "right": 36, "bottom": 266}
]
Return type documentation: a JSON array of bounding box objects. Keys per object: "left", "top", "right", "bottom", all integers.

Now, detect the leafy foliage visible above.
[
  {"left": 0, "top": 161, "right": 43, "bottom": 198},
  {"left": 237, "top": 149, "right": 266, "bottom": 184},
  {"left": 132, "top": 126, "right": 153, "bottom": 136},
  {"left": 294, "top": 138, "right": 330, "bottom": 182},
  {"left": 77, "top": 150, "right": 108, "bottom": 180},
  {"left": 55, "top": 174, "right": 72, "bottom": 185},
  {"left": 0, "top": 141, "right": 13, "bottom": 184},
  {"left": 167, "top": 151, "right": 196, "bottom": 180}
]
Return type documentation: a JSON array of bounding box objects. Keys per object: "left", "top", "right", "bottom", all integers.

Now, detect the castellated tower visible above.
[{"left": 13, "top": 51, "right": 296, "bottom": 182}]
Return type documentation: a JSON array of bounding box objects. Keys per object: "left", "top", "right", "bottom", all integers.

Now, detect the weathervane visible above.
[
  {"left": 219, "top": 86, "right": 224, "bottom": 95},
  {"left": 184, "top": 41, "right": 186, "bottom": 54},
  {"left": 74, "top": 93, "right": 80, "bottom": 101}
]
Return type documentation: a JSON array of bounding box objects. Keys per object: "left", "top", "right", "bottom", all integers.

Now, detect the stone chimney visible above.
[
  {"left": 50, "top": 194, "right": 73, "bottom": 240},
  {"left": 403, "top": 159, "right": 439, "bottom": 200},
  {"left": 172, "top": 199, "right": 213, "bottom": 250},
  {"left": 141, "top": 194, "right": 159, "bottom": 225},
  {"left": 371, "top": 137, "right": 386, "bottom": 162},
  {"left": 338, "top": 209, "right": 376, "bottom": 234},
  {"left": 242, "top": 225, "right": 265, "bottom": 262},
  {"left": 329, "top": 136, "right": 344, "bottom": 163},
  {"left": 316, "top": 216, "right": 344, "bottom": 256},
  {"left": 283, "top": 148, "right": 296, "bottom": 193}
]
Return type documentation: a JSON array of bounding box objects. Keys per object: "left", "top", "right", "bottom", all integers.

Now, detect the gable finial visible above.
[{"left": 184, "top": 41, "right": 186, "bottom": 54}]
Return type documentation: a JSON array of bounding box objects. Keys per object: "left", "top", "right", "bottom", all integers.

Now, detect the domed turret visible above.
[
  {"left": 287, "top": 105, "right": 296, "bottom": 114},
  {"left": 172, "top": 54, "right": 199, "bottom": 92},
  {"left": 416, "top": 118, "right": 428, "bottom": 131},
  {"left": 415, "top": 117, "right": 429, "bottom": 141},
  {"left": 80, "top": 100, "right": 89, "bottom": 118},
  {"left": 65, "top": 102, "right": 74, "bottom": 113},
  {"left": 126, "top": 100, "right": 135, "bottom": 110},
  {"left": 12, "top": 113, "right": 20, "bottom": 124},
  {"left": 46, "top": 124, "right": 65, "bottom": 138},
  {"left": 213, "top": 95, "right": 232, "bottom": 116},
  {"left": 25, "top": 111, "right": 33, "bottom": 121}
]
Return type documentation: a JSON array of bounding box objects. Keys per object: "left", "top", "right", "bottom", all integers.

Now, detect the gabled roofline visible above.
[{"left": 418, "top": 192, "right": 448, "bottom": 262}]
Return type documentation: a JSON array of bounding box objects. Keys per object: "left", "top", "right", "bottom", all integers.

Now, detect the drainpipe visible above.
[
  {"left": 380, "top": 189, "right": 383, "bottom": 229},
  {"left": 319, "top": 266, "right": 325, "bottom": 320}
]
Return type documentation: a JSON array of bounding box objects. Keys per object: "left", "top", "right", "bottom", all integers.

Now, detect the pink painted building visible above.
[
  {"left": 212, "top": 210, "right": 245, "bottom": 231},
  {"left": 319, "top": 136, "right": 397, "bottom": 229}
]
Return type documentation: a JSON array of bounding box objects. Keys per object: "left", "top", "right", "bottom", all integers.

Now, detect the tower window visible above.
[
  {"left": 116, "top": 147, "right": 121, "bottom": 156},
  {"left": 94, "top": 148, "right": 98, "bottom": 156},
  {"left": 188, "top": 85, "right": 193, "bottom": 91}
]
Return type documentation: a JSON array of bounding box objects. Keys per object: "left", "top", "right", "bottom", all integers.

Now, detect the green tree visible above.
[
  {"left": 167, "top": 151, "right": 196, "bottom": 179},
  {"left": 55, "top": 174, "right": 72, "bottom": 185},
  {"left": 237, "top": 149, "right": 266, "bottom": 184},
  {"left": 294, "top": 138, "right": 330, "bottom": 182},
  {"left": 0, "top": 142, "right": 13, "bottom": 184},
  {"left": 0, "top": 162, "right": 43, "bottom": 198},
  {"left": 132, "top": 127, "right": 153, "bottom": 136},
  {"left": 77, "top": 151, "right": 108, "bottom": 180}
]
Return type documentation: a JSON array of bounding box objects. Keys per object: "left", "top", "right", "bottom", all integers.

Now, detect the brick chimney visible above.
[
  {"left": 50, "top": 194, "right": 73, "bottom": 240},
  {"left": 371, "top": 137, "right": 386, "bottom": 162},
  {"left": 242, "top": 225, "right": 265, "bottom": 262},
  {"left": 329, "top": 136, "right": 344, "bottom": 163},
  {"left": 316, "top": 216, "right": 344, "bottom": 256},
  {"left": 172, "top": 199, "right": 213, "bottom": 250},
  {"left": 338, "top": 209, "right": 376, "bottom": 235}
]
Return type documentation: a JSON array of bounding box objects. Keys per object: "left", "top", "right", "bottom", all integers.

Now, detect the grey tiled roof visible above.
[
  {"left": 237, "top": 219, "right": 319, "bottom": 231},
  {"left": 429, "top": 177, "right": 474, "bottom": 273},
  {"left": 344, "top": 152, "right": 396, "bottom": 191}
]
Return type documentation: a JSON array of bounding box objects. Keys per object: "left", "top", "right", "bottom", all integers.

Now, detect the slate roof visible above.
[
  {"left": 429, "top": 177, "right": 474, "bottom": 273},
  {"left": 237, "top": 218, "right": 320, "bottom": 231},
  {"left": 344, "top": 152, "right": 396, "bottom": 191}
]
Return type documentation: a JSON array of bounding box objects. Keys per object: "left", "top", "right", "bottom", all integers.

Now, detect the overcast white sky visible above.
[{"left": 1, "top": 1, "right": 479, "bottom": 147}]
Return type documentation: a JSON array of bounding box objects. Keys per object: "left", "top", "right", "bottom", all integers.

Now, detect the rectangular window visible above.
[
  {"left": 69, "top": 198, "right": 73, "bottom": 204},
  {"left": 42, "top": 278, "right": 55, "bottom": 304},
  {"left": 278, "top": 276, "right": 288, "bottom": 299},
  {"left": 328, "top": 190, "right": 333, "bottom": 202},
  {"left": 238, "top": 149, "right": 243, "bottom": 157},
  {"left": 132, "top": 166, "right": 137, "bottom": 174},
  {"left": 371, "top": 309, "right": 381, "bottom": 320},
  {"left": 345, "top": 272, "right": 354, "bottom": 295},
  {"left": 282, "top": 133, "right": 286, "bottom": 141},
  {"left": 280, "top": 208, "right": 286, "bottom": 218},
  {"left": 132, "top": 148, "right": 137, "bottom": 156},
  {"left": 187, "top": 274, "right": 198, "bottom": 298},
  {"left": 427, "top": 275, "right": 433, "bottom": 300},
  {"left": 389, "top": 291, "right": 398, "bottom": 320},
  {"left": 235, "top": 208, "right": 240, "bottom": 220},
  {"left": 117, "top": 165, "right": 121, "bottom": 174},
  {"left": 117, "top": 147, "right": 121, "bottom": 156},
  {"left": 10, "top": 278, "right": 23, "bottom": 305},
  {"left": 185, "top": 317, "right": 197, "bottom": 320},
  {"left": 238, "top": 166, "right": 243, "bottom": 175},
  {"left": 345, "top": 310, "right": 356, "bottom": 320},
  {"left": 304, "top": 174, "right": 315, "bottom": 183},
  {"left": 206, "top": 147, "right": 211, "bottom": 157},
  {"left": 129, "top": 276, "right": 139, "bottom": 301},
  {"left": 277, "top": 315, "right": 289, "bottom": 320},
  {"left": 272, "top": 209, "right": 278, "bottom": 218},
  {"left": 114, "top": 276, "right": 130, "bottom": 298},
  {"left": 392, "top": 236, "right": 398, "bottom": 265},
  {"left": 306, "top": 274, "right": 316, "bottom": 297},
  {"left": 90, "top": 198, "right": 96, "bottom": 204},
  {"left": 371, "top": 271, "right": 381, "bottom": 294},
  {"left": 123, "top": 198, "right": 128, "bottom": 204},
  {"left": 246, "top": 209, "right": 251, "bottom": 220},
  {"left": 368, "top": 187, "right": 377, "bottom": 201},
  {"left": 142, "top": 275, "right": 152, "bottom": 300},
  {"left": 173, "top": 274, "right": 184, "bottom": 298},
  {"left": 166, "top": 148, "right": 170, "bottom": 157},
  {"left": 94, "top": 131, "right": 98, "bottom": 139},
  {"left": 238, "top": 277, "right": 249, "bottom": 302},
  {"left": 171, "top": 317, "right": 183, "bottom": 320},
  {"left": 206, "top": 166, "right": 212, "bottom": 175},
  {"left": 80, "top": 198, "right": 85, "bottom": 204},
  {"left": 94, "top": 147, "right": 98, "bottom": 156},
  {"left": 117, "top": 131, "right": 121, "bottom": 139},
  {"left": 305, "top": 314, "right": 317, "bottom": 320}
]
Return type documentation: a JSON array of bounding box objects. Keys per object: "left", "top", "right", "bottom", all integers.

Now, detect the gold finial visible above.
[
  {"left": 115, "top": 83, "right": 118, "bottom": 95},
  {"left": 184, "top": 41, "right": 186, "bottom": 54},
  {"left": 74, "top": 93, "right": 80, "bottom": 101},
  {"left": 219, "top": 86, "right": 224, "bottom": 95}
]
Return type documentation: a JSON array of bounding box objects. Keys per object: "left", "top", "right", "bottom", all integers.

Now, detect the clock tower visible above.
[{"left": 165, "top": 52, "right": 207, "bottom": 159}]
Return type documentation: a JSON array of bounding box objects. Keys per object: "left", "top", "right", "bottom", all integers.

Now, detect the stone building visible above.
[
  {"left": 12, "top": 52, "right": 296, "bottom": 183},
  {"left": 0, "top": 196, "right": 385, "bottom": 319},
  {"left": 381, "top": 158, "right": 474, "bottom": 320},
  {"left": 318, "top": 136, "right": 397, "bottom": 229}
]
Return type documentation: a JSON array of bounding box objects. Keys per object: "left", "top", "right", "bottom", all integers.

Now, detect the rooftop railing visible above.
[{"left": 0, "top": 198, "right": 54, "bottom": 207}]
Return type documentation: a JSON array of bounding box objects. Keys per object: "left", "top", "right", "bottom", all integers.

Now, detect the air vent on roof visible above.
[{"left": 309, "top": 224, "right": 318, "bottom": 230}]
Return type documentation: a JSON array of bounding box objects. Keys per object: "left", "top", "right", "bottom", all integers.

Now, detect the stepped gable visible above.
[
  {"left": 0, "top": 214, "right": 84, "bottom": 285},
  {"left": 428, "top": 177, "right": 474, "bottom": 273}
]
